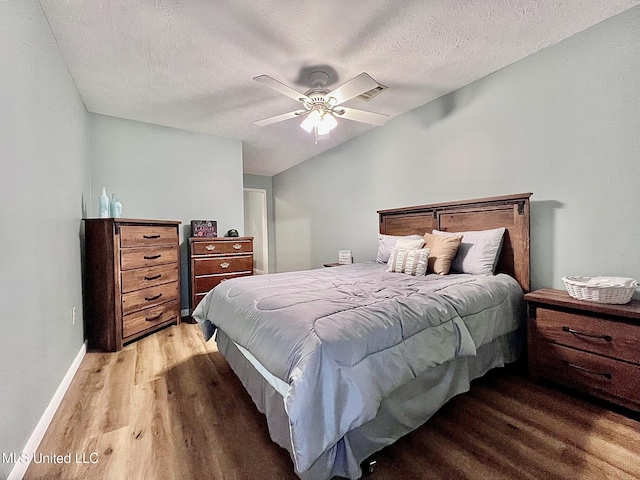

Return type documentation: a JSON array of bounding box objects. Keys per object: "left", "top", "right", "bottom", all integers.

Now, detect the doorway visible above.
[{"left": 243, "top": 188, "right": 269, "bottom": 274}]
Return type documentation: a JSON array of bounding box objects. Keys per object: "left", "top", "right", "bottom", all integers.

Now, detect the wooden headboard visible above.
[{"left": 378, "top": 193, "right": 532, "bottom": 292}]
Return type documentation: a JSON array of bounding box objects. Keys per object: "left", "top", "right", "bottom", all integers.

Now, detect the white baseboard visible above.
[{"left": 7, "top": 342, "right": 87, "bottom": 480}]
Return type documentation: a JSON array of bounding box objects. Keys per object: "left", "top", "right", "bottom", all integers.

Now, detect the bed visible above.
[{"left": 192, "top": 192, "right": 532, "bottom": 479}]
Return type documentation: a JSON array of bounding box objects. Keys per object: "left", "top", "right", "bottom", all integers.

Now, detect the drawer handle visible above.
[
  {"left": 233, "top": 244, "right": 242, "bottom": 250},
  {"left": 562, "top": 326, "right": 612, "bottom": 342},
  {"left": 144, "top": 254, "right": 162, "bottom": 260},
  {"left": 562, "top": 360, "right": 612, "bottom": 379},
  {"left": 144, "top": 274, "right": 162, "bottom": 281},
  {"left": 143, "top": 234, "right": 161, "bottom": 239},
  {"left": 145, "top": 293, "right": 163, "bottom": 302},
  {"left": 145, "top": 313, "right": 163, "bottom": 322},
  {"left": 220, "top": 262, "right": 230, "bottom": 268},
  {"left": 205, "top": 245, "right": 216, "bottom": 251}
]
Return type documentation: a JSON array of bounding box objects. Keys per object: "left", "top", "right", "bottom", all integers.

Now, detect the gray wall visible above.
[
  {"left": 0, "top": 1, "right": 90, "bottom": 476},
  {"left": 88, "top": 114, "right": 244, "bottom": 311},
  {"left": 273, "top": 6, "right": 640, "bottom": 292},
  {"left": 243, "top": 174, "right": 276, "bottom": 272},
  {"left": 0, "top": 4, "right": 245, "bottom": 473}
]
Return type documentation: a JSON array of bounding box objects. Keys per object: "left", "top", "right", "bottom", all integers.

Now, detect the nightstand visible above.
[{"left": 525, "top": 288, "right": 640, "bottom": 412}]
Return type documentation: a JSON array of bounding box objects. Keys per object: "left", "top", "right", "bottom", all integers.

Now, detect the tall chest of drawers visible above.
[
  {"left": 526, "top": 288, "right": 640, "bottom": 412},
  {"left": 84, "top": 218, "right": 181, "bottom": 351},
  {"left": 189, "top": 237, "right": 253, "bottom": 311}
]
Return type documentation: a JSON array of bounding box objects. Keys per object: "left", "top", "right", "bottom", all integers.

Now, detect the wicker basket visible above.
[{"left": 562, "top": 276, "right": 638, "bottom": 304}]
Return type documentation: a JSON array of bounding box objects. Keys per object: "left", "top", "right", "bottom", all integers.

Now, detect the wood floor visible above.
[{"left": 25, "top": 322, "right": 640, "bottom": 480}]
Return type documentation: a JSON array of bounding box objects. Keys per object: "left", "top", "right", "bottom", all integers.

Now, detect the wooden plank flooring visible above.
[{"left": 25, "top": 323, "right": 640, "bottom": 480}]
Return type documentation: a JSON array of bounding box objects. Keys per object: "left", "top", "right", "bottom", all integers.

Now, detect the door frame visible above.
[{"left": 243, "top": 187, "right": 269, "bottom": 274}]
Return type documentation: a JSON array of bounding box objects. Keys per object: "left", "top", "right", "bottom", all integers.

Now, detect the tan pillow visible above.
[{"left": 423, "top": 232, "right": 463, "bottom": 275}]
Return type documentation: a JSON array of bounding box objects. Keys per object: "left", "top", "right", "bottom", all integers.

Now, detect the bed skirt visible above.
[{"left": 215, "top": 328, "right": 523, "bottom": 480}]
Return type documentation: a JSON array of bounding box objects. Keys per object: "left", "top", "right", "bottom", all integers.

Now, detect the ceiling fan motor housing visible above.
[
  {"left": 309, "top": 71, "right": 330, "bottom": 87},
  {"left": 303, "top": 72, "right": 333, "bottom": 104},
  {"left": 303, "top": 89, "right": 331, "bottom": 102}
]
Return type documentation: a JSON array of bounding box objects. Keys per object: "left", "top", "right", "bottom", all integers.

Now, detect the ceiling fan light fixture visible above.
[
  {"left": 300, "top": 109, "right": 321, "bottom": 133},
  {"left": 316, "top": 112, "right": 337, "bottom": 135},
  {"left": 300, "top": 108, "right": 337, "bottom": 136}
]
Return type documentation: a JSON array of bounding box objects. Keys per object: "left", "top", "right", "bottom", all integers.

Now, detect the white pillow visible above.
[
  {"left": 376, "top": 234, "right": 424, "bottom": 263},
  {"left": 432, "top": 227, "right": 506, "bottom": 275},
  {"left": 395, "top": 237, "right": 425, "bottom": 250},
  {"left": 387, "top": 247, "right": 430, "bottom": 276}
]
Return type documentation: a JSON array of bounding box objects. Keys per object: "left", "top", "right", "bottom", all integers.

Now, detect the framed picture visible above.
[
  {"left": 338, "top": 250, "right": 353, "bottom": 264},
  {"left": 191, "top": 220, "right": 217, "bottom": 238}
]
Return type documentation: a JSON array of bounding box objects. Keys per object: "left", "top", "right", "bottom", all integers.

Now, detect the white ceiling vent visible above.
[{"left": 358, "top": 83, "right": 388, "bottom": 101}]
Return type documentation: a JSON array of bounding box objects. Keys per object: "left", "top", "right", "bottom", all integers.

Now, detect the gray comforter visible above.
[{"left": 192, "top": 262, "right": 523, "bottom": 475}]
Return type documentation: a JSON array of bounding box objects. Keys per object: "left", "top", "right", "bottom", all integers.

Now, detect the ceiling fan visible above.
[{"left": 253, "top": 71, "right": 389, "bottom": 143}]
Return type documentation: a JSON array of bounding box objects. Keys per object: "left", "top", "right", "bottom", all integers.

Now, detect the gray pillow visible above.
[{"left": 432, "top": 228, "right": 505, "bottom": 275}]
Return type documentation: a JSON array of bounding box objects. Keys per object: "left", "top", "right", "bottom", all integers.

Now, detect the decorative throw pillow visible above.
[
  {"left": 395, "top": 237, "right": 425, "bottom": 250},
  {"left": 432, "top": 227, "right": 506, "bottom": 275},
  {"left": 376, "top": 234, "right": 424, "bottom": 263},
  {"left": 422, "top": 233, "right": 463, "bottom": 275},
  {"left": 387, "top": 247, "right": 430, "bottom": 276}
]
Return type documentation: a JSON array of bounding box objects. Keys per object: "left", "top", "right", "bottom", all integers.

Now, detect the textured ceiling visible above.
[{"left": 39, "top": 0, "right": 639, "bottom": 176}]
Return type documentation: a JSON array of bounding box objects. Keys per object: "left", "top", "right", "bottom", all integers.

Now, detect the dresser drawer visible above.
[
  {"left": 538, "top": 342, "right": 640, "bottom": 408},
  {"left": 194, "top": 271, "right": 252, "bottom": 294},
  {"left": 121, "top": 263, "right": 178, "bottom": 293},
  {"left": 537, "top": 308, "right": 640, "bottom": 364},
  {"left": 193, "top": 255, "right": 253, "bottom": 276},
  {"left": 120, "top": 225, "right": 178, "bottom": 247},
  {"left": 121, "top": 281, "right": 179, "bottom": 316},
  {"left": 122, "top": 300, "right": 180, "bottom": 338},
  {"left": 120, "top": 245, "right": 178, "bottom": 270},
  {"left": 191, "top": 240, "right": 253, "bottom": 256}
]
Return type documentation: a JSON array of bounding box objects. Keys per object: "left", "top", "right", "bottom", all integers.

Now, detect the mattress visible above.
[{"left": 193, "top": 262, "right": 525, "bottom": 479}]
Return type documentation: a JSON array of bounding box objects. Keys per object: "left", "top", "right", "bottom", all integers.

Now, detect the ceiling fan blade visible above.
[
  {"left": 254, "top": 110, "right": 308, "bottom": 127},
  {"left": 326, "top": 73, "right": 380, "bottom": 105},
  {"left": 253, "top": 75, "right": 310, "bottom": 103},
  {"left": 335, "top": 107, "right": 389, "bottom": 126}
]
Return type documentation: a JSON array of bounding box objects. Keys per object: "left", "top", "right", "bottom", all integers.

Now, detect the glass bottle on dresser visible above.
[
  {"left": 109, "top": 194, "right": 122, "bottom": 218},
  {"left": 98, "top": 187, "right": 109, "bottom": 218}
]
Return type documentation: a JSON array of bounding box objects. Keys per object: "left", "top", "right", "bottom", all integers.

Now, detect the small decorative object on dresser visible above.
[
  {"left": 98, "top": 187, "right": 109, "bottom": 218},
  {"left": 189, "top": 236, "right": 253, "bottom": 311},
  {"left": 191, "top": 220, "right": 217, "bottom": 238},
  {"left": 338, "top": 249, "right": 353, "bottom": 264},
  {"left": 525, "top": 288, "right": 640, "bottom": 412},
  {"left": 83, "top": 218, "right": 182, "bottom": 352},
  {"left": 109, "top": 194, "right": 122, "bottom": 218}
]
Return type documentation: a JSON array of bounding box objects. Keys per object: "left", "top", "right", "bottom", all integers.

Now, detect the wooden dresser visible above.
[
  {"left": 84, "top": 218, "right": 181, "bottom": 351},
  {"left": 525, "top": 288, "right": 640, "bottom": 412},
  {"left": 189, "top": 237, "right": 253, "bottom": 311}
]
